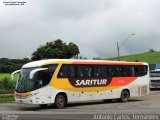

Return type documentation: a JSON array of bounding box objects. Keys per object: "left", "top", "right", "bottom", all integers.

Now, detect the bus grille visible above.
[{"left": 150, "top": 80, "right": 160, "bottom": 87}]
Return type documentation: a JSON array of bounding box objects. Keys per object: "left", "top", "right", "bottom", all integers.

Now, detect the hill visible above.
[{"left": 106, "top": 52, "right": 160, "bottom": 64}]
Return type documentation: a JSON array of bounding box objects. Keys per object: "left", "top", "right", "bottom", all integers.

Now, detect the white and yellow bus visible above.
[{"left": 12, "top": 59, "right": 149, "bottom": 108}]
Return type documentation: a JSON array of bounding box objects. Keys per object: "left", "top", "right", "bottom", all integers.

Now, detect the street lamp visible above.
[{"left": 117, "top": 33, "right": 135, "bottom": 61}]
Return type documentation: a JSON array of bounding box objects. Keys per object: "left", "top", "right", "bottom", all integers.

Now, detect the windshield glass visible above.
[
  {"left": 16, "top": 64, "right": 58, "bottom": 93},
  {"left": 150, "top": 71, "right": 160, "bottom": 77}
]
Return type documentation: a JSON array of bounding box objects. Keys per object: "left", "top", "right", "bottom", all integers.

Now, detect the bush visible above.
[
  {"left": 0, "top": 58, "right": 30, "bottom": 73},
  {"left": 0, "top": 94, "right": 14, "bottom": 98},
  {"left": 0, "top": 77, "right": 16, "bottom": 90},
  {"left": 0, "top": 89, "right": 15, "bottom": 94}
]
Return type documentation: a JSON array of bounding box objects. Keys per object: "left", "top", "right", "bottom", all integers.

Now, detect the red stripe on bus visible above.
[{"left": 108, "top": 77, "right": 137, "bottom": 86}]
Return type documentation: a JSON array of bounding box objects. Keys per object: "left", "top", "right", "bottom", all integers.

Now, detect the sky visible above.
[{"left": 0, "top": 0, "right": 160, "bottom": 59}]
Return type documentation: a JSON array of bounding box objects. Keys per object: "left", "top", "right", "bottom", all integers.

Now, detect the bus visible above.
[
  {"left": 12, "top": 59, "right": 149, "bottom": 109},
  {"left": 150, "top": 69, "right": 160, "bottom": 88}
]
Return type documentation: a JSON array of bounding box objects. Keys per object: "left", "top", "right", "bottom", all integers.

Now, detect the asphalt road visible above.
[{"left": 0, "top": 90, "right": 160, "bottom": 120}]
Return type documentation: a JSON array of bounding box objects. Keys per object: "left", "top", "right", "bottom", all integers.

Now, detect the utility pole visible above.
[
  {"left": 117, "top": 33, "right": 135, "bottom": 61},
  {"left": 117, "top": 42, "right": 120, "bottom": 61}
]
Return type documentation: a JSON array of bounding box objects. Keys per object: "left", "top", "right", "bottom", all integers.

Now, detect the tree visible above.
[
  {"left": 31, "top": 39, "right": 80, "bottom": 60},
  {"left": 0, "top": 58, "right": 30, "bottom": 73},
  {"left": 149, "top": 48, "right": 156, "bottom": 52}
]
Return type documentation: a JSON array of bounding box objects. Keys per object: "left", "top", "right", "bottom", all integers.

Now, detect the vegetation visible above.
[
  {"left": 0, "top": 97, "right": 14, "bottom": 102},
  {"left": 32, "top": 39, "right": 80, "bottom": 60},
  {"left": 106, "top": 52, "right": 160, "bottom": 64},
  {"left": 0, "top": 89, "right": 15, "bottom": 94},
  {"left": 0, "top": 73, "right": 19, "bottom": 80},
  {"left": 0, "top": 74, "right": 16, "bottom": 102},
  {"left": 0, "top": 58, "right": 30, "bottom": 73},
  {"left": 0, "top": 73, "right": 18, "bottom": 94},
  {"left": 0, "top": 77, "right": 15, "bottom": 90},
  {"left": 0, "top": 94, "right": 14, "bottom": 98},
  {"left": 0, "top": 39, "right": 80, "bottom": 102},
  {"left": 0, "top": 39, "right": 80, "bottom": 73}
]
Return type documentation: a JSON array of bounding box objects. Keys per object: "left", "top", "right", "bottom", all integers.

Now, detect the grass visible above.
[
  {"left": 106, "top": 52, "right": 160, "bottom": 64},
  {"left": 0, "top": 89, "right": 15, "bottom": 94},
  {"left": 0, "top": 73, "right": 19, "bottom": 81},
  {"left": 0, "top": 97, "right": 14, "bottom": 102},
  {"left": 0, "top": 92, "right": 15, "bottom": 103},
  {"left": 0, "top": 74, "right": 16, "bottom": 102}
]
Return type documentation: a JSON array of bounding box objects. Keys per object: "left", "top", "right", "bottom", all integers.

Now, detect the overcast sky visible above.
[{"left": 0, "top": 0, "right": 160, "bottom": 59}]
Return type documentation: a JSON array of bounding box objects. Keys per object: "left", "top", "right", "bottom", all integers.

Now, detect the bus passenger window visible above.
[
  {"left": 58, "top": 66, "right": 68, "bottom": 77},
  {"left": 76, "top": 66, "right": 92, "bottom": 78},
  {"left": 122, "top": 66, "right": 133, "bottom": 77},
  {"left": 135, "top": 66, "right": 148, "bottom": 76},
  {"left": 112, "top": 66, "right": 122, "bottom": 77},
  {"left": 58, "top": 65, "right": 75, "bottom": 78},
  {"left": 93, "top": 66, "right": 101, "bottom": 77},
  {"left": 100, "top": 66, "right": 109, "bottom": 77},
  {"left": 107, "top": 66, "right": 113, "bottom": 77}
]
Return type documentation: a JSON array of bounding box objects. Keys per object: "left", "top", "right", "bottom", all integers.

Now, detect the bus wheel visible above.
[
  {"left": 120, "top": 90, "right": 130, "bottom": 102},
  {"left": 55, "top": 95, "right": 66, "bottom": 109}
]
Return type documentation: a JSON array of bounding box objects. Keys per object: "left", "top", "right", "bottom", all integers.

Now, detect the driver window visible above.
[
  {"left": 35, "top": 72, "right": 45, "bottom": 89},
  {"left": 35, "top": 64, "right": 58, "bottom": 89}
]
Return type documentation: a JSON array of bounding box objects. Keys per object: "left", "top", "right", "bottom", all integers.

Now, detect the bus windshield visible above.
[{"left": 16, "top": 64, "right": 58, "bottom": 93}]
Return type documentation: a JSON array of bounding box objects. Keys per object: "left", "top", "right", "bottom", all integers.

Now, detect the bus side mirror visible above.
[
  {"left": 29, "top": 68, "right": 48, "bottom": 79},
  {"left": 11, "top": 70, "right": 20, "bottom": 80}
]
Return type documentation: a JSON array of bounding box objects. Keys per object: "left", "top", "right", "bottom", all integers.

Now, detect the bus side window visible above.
[
  {"left": 121, "top": 66, "right": 126, "bottom": 76},
  {"left": 76, "top": 66, "right": 83, "bottom": 77},
  {"left": 93, "top": 66, "right": 101, "bottom": 77},
  {"left": 135, "top": 65, "right": 148, "bottom": 76},
  {"left": 36, "top": 72, "right": 44, "bottom": 88},
  {"left": 115, "top": 66, "right": 122, "bottom": 77},
  {"left": 100, "top": 66, "right": 105, "bottom": 77},
  {"left": 110, "top": 66, "right": 115, "bottom": 76},
  {"left": 107, "top": 66, "right": 113, "bottom": 77},
  {"left": 36, "top": 64, "right": 58, "bottom": 88},
  {"left": 100, "top": 66, "right": 109, "bottom": 77},
  {"left": 58, "top": 65, "right": 75, "bottom": 78},
  {"left": 134, "top": 66, "right": 139, "bottom": 76},
  {"left": 122, "top": 66, "right": 134, "bottom": 77},
  {"left": 109, "top": 66, "right": 122, "bottom": 77},
  {"left": 58, "top": 66, "right": 67, "bottom": 78},
  {"left": 76, "top": 65, "right": 92, "bottom": 78},
  {"left": 88, "top": 67, "right": 92, "bottom": 77},
  {"left": 142, "top": 66, "right": 148, "bottom": 76}
]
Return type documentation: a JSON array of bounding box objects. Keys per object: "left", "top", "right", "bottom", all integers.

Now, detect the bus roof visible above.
[{"left": 22, "top": 59, "right": 147, "bottom": 68}]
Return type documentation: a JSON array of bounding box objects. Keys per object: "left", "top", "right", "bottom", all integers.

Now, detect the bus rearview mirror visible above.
[
  {"left": 29, "top": 68, "right": 48, "bottom": 79},
  {"left": 11, "top": 70, "right": 20, "bottom": 80}
]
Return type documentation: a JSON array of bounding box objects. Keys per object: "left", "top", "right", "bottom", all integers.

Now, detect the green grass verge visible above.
[
  {"left": 0, "top": 73, "right": 17, "bottom": 94},
  {"left": 0, "top": 97, "right": 15, "bottom": 102},
  {"left": 0, "top": 73, "right": 19, "bottom": 81},
  {"left": 0, "top": 92, "right": 15, "bottom": 103},
  {"left": 0, "top": 89, "right": 15, "bottom": 94},
  {"left": 106, "top": 52, "right": 160, "bottom": 64}
]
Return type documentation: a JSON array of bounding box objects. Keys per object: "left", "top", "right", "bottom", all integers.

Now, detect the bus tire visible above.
[
  {"left": 55, "top": 94, "right": 66, "bottom": 109},
  {"left": 120, "top": 90, "right": 130, "bottom": 102}
]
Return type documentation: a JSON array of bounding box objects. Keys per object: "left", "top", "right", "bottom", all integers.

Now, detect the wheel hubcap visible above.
[
  {"left": 123, "top": 92, "right": 128, "bottom": 99},
  {"left": 58, "top": 99, "right": 64, "bottom": 106}
]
